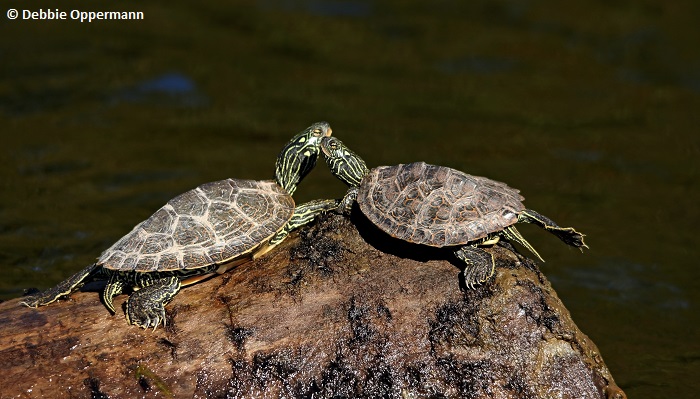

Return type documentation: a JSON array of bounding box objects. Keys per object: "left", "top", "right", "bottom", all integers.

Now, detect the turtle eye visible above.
[{"left": 312, "top": 128, "right": 322, "bottom": 136}]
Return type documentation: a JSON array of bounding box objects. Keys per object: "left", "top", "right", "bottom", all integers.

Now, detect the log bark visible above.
[{"left": 0, "top": 213, "right": 626, "bottom": 399}]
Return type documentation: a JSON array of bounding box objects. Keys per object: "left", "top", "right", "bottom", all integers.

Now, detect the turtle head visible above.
[
  {"left": 275, "top": 121, "right": 333, "bottom": 195},
  {"left": 320, "top": 137, "right": 369, "bottom": 188}
]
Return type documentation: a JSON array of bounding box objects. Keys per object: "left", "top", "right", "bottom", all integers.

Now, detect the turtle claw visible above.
[
  {"left": 126, "top": 292, "right": 168, "bottom": 330},
  {"left": 127, "top": 298, "right": 167, "bottom": 330},
  {"left": 125, "top": 276, "right": 179, "bottom": 330},
  {"left": 20, "top": 296, "right": 41, "bottom": 308},
  {"left": 456, "top": 246, "right": 495, "bottom": 289},
  {"left": 546, "top": 226, "right": 588, "bottom": 249}
]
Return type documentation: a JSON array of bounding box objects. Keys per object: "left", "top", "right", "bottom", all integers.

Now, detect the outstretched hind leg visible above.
[
  {"left": 455, "top": 245, "right": 496, "bottom": 289},
  {"left": 519, "top": 209, "right": 588, "bottom": 249},
  {"left": 21, "top": 263, "right": 100, "bottom": 308},
  {"left": 502, "top": 226, "right": 545, "bottom": 262}
]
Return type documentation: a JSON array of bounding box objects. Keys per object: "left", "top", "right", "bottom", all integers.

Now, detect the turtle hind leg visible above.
[
  {"left": 126, "top": 276, "right": 181, "bottom": 330},
  {"left": 455, "top": 245, "right": 496, "bottom": 289},
  {"left": 20, "top": 263, "right": 100, "bottom": 308},
  {"left": 519, "top": 209, "right": 589, "bottom": 250},
  {"left": 502, "top": 226, "right": 545, "bottom": 262}
]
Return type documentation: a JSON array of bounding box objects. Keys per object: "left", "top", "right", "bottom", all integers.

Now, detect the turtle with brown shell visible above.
[{"left": 320, "top": 136, "right": 587, "bottom": 288}]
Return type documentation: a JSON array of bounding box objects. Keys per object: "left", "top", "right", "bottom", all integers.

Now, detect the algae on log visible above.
[{"left": 0, "top": 213, "right": 625, "bottom": 399}]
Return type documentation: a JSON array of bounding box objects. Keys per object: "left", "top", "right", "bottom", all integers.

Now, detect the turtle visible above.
[
  {"left": 320, "top": 136, "right": 588, "bottom": 288},
  {"left": 21, "top": 122, "right": 338, "bottom": 329}
]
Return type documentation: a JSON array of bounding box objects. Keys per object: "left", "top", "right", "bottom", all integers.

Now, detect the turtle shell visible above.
[
  {"left": 97, "top": 179, "right": 295, "bottom": 272},
  {"left": 357, "top": 162, "right": 525, "bottom": 247}
]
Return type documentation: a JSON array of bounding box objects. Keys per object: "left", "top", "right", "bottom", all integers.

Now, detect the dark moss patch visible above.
[
  {"left": 516, "top": 279, "right": 561, "bottom": 332},
  {"left": 436, "top": 357, "right": 495, "bottom": 398},
  {"left": 225, "top": 325, "right": 254, "bottom": 351},
  {"left": 132, "top": 363, "right": 173, "bottom": 397},
  {"left": 504, "top": 371, "right": 536, "bottom": 398},
  {"left": 347, "top": 296, "right": 376, "bottom": 344},
  {"left": 84, "top": 377, "right": 110, "bottom": 399},
  {"left": 310, "top": 355, "right": 357, "bottom": 398},
  {"left": 158, "top": 338, "right": 177, "bottom": 360},
  {"left": 286, "top": 214, "right": 346, "bottom": 288},
  {"left": 376, "top": 301, "right": 392, "bottom": 322},
  {"left": 429, "top": 291, "right": 494, "bottom": 353},
  {"left": 228, "top": 350, "right": 303, "bottom": 397}
]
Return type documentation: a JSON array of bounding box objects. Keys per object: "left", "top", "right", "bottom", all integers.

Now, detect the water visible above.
[{"left": 2, "top": 1, "right": 699, "bottom": 397}]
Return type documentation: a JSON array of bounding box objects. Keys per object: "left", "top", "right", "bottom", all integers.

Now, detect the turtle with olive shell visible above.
[
  {"left": 22, "top": 122, "right": 337, "bottom": 329},
  {"left": 320, "top": 136, "right": 588, "bottom": 288}
]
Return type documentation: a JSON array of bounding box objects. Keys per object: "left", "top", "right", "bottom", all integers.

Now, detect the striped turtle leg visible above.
[
  {"left": 518, "top": 209, "right": 588, "bottom": 250},
  {"left": 20, "top": 263, "right": 100, "bottom": 308},
  {"left": 502, "top": 226, "right": 545, "bottom": 262},
  {"left": 256, "top": 198, "right": 340, "bottom": 258},
  {"left": 455, "top": 245, "right": 496, "bottom": 289},
  {"left": 338, "top": 187, "right": 359, "bottom": 215},
  {"left": 102, "top": 272, "right": 125, "bottom": 314},
  {"left": 126, "top": 276, "right": 181, "bottom": 330}
]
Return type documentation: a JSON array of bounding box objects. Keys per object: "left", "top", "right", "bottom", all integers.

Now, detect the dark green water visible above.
[{"left": 2, "top": 1, "right": 698, "bottom": 397}]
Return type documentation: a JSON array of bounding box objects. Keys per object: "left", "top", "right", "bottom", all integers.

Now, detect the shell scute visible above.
[
  {"left": 173, "top": 217, "right": 214, "bottom": 247},
  {"left": 157, "top": 253, "right": 181, "bottom": 270},
  {"left": 182, "top": 251, "right": 212, "bottom": 269},
  {"left": 206, "top": 244, "right": 236, "bottom": 264},
  {"left": 141, "top": 234, "right": 174, "bottom": 255},
  {"left": 169, "top": 190, "right": 208, "bottom": 216},
  {"left": 140, "top": 207, "right": 176, "bottom": 234},
  {"left": 135, "top": 256, "right": 158, "bottom": 272},
  {"left": 198, "top": 180, "right": 234, "bottom": 202},
  {"left": 452, "top": 201, "right": 479, "bottom": 223}
]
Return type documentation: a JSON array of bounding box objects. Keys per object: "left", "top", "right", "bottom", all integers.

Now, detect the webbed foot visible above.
[
  {"left": 455, "top": 246, "right": 495, "bottom": 289},
  {"left": 125, "top": 276, "right": 180, "bottom": 330},
  {"left": 126, "top": 294, "right": 167, "bottom": 330},
  {"left": 519, "top": 209, "right": 588, "bottom": 250}
]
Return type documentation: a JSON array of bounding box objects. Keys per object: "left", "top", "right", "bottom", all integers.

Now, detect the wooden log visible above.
[{"left": 0, "top": 213, "right": 626, "bottom": 399}]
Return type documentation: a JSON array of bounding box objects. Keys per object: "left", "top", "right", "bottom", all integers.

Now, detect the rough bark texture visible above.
[{"left": 0, "top": 213, "right": 625, "bottom": 399}]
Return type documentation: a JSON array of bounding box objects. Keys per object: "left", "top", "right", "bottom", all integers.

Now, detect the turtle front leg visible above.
[
  {"left": 338, "top": 187, "right": 358, "bottom": 215},
  {"left": 21, "top": 263, "right": 100, "bottom": 308},
  {"left": 126, "top": 276, "right": 181, "bottom": 330},
  {"left": 256, "top": 198, "right": 340, "bottom": 258},
  {"left": 455, "top": 245, "right": 496, "bottom": 289},
  {"left": 102, "top": 272, "right": 126, "bottom": 314},
  {"left": 519, "top": 209, "right": 588, "bottom": 250}
]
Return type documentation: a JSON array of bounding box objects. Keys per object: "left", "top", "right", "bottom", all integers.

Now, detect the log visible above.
[{"left": 0, "top": 213, "right": 626, "bottom": 399}]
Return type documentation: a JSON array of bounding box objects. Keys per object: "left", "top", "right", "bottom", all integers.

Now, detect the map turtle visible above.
[
  {"left": 320, "top": 136, "right": 587, "bottom": 288},
  {"left": 22, "top": 122, "right": 337, "bottom": 328}
]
